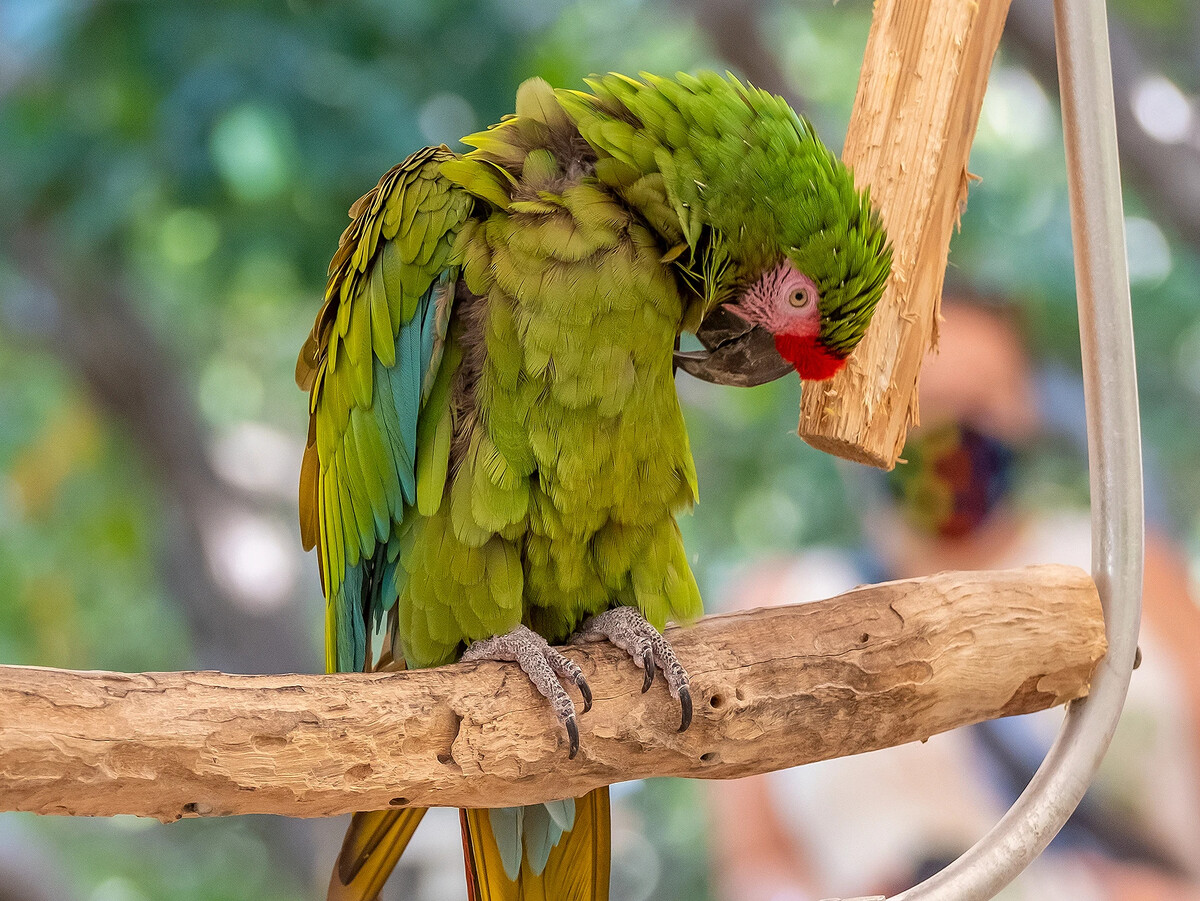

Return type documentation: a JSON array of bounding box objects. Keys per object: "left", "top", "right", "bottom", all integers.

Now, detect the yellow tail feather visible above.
[
  {"left": 327, "top": 807, "right": 428, "bottom": 901},
  {"left": 461, "top": 788, "right": 611, "bottom": 901}
]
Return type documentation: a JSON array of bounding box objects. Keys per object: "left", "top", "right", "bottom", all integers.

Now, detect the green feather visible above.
[
  {"left": 302, "top": 73, "right": 891, "bottom": 812},
  {"left": 349, "top": 406, "right": 391, "bottom": 541},
  {"left": 440, "top": 158, "right": 512, "bottom": 209},
  {"left": 381, "top": 240, "right": 404, "bottom": 323},
  {"left": 415, "top": 405, "right": 450, "bottom": 516},
  {"left": 367, "top": 269, "right": 395, "bottom": 366}
]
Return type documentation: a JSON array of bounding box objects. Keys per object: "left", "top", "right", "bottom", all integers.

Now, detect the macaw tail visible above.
[
  {"left": 327, "top": 807, "right": 428, "bottom": 901},
  {"left": 461, "top": 788, "right": 611, "bottom": 901}
]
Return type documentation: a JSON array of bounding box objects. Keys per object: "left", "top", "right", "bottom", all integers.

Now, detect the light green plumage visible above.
[
  {"left": 301, "top": 71, "right": 890, "bottom": 900},
  {"left": 300, "top": 65, "right": 889, "bottom": 700},
  {"left": 395, "top": 165, "right": 701, "bottom": 668}
]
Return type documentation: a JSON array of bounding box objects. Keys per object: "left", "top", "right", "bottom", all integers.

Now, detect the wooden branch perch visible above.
[
  {"left": 798, "top": 0, "right": 1013, "bottom": 467},
  {"left": 0, "top": 565, "right": 1103, "bottom": 821}
]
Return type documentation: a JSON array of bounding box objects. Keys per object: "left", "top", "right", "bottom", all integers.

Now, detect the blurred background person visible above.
[{"left": 707, "top": 298, "right": 1200, "bottom": 901}]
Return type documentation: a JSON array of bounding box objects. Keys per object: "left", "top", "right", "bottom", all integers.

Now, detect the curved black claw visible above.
[
  {"left": 576, "top": 606, "right": 693, "bottom": 733},
  {"left": 462, "top": 625, "right": 589, "bottom": 760},
  {"left": 566, "top": 715, "right": 580, "bottom": 760},
  {"left": 641, "top": 649, "right": 655, "bottom": 693},
  {"left": 677, "top": 685, "right": 692, "bottom": 733},
  {"left": 575, "top": 673, "right": 593, "bottom": 713}
]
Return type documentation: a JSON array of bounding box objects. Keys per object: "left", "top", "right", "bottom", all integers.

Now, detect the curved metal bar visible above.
[{"left": 877, "top": 1, "right": 1146, "bottom": 899}]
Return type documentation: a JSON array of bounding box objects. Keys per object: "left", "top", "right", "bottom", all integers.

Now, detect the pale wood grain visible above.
[
  {"left": 798, "top": 0, "right": 1013, "bottom": 467},
  {"left": 0, "top": 565, "right": 1103, "bottom": 821}
]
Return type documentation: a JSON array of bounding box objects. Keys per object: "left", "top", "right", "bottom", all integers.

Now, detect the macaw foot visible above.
[
  {"left": 461, "top": 625, "right": 592, "bottom": 759},
  {"left": 575, "top": 606, "right": 693, "bottom": 733}
]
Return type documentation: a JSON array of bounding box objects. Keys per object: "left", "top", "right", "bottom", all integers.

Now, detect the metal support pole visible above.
[{"left": 845, "top": 1, "right": 1144, "bottom": 899}]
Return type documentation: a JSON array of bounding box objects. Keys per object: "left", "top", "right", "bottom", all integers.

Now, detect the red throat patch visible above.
[{"left": 774, "top": 333, "right": 847, "bottom": 381}]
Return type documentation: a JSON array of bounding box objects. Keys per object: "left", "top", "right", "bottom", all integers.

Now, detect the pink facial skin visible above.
[{"left": 725, "top": 261, "right": 847, "bottom": 381}]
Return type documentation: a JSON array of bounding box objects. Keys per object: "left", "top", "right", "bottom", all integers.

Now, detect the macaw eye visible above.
[{"left": 788, "top": 287, "right": 813, "bottom": 308}]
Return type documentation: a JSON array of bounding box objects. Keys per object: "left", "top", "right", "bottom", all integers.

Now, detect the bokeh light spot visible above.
[
  {"left": 210, "top": 421, "right": 305, "bottom": 500},
  {"left": 159, "top": 208, "right": 220, "bottom": 267},
  {"left": 1125, "top": 216, "right": 1171, "bottom": 285},
  {"left": 417, "top": 92, "right": 477, "bottom": 145},
  {"left": 89, "top": 877, "right": 149, "bottom": 901},
  {"left": 979, "top": 67, "right": 1052, "bottom": 153},
  {"left": 733, "top": 488, "right": 804, "bottom": 553},
  {"left": 210, "top": 104, "right": 296, "bottom": 201},
  {"left": 1133, "top": 75, "right": 1193, "bottom": 144},
  {"left": 204, "top": 510, "right": 298, "bottom": 614},
  {"left": 198, "top": 357, "right": 265, "bottom": 424}
]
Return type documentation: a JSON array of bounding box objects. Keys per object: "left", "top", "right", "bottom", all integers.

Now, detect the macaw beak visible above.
[{"left": 673, "top": 305, "right": 794, "bottom": 388}]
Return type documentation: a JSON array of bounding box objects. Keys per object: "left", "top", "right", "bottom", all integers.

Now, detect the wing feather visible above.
[
  {"left": 367, "top": 269, "right": 395, "bottom": 366},
  {"left": 297, "top": 145, "right": 475, "bottom": 674}
]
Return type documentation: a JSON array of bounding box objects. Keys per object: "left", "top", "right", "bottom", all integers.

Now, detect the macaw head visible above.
[
  {"left": 611, "top": 73, "right": 892, "bottom": 387},
  {"left": 677, "top": 260, "right": 867, "bottom": 386},
  {"left": 554, "top": 70, "right": 891, "bottom": 387},
  {"left": 671, "top": 145, "right": 892, "bottom": 387}
]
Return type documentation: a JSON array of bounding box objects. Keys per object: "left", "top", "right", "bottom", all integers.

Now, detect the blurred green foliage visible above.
[{"left": 1, "top": 0, "right": 1198, "bottom": 899}]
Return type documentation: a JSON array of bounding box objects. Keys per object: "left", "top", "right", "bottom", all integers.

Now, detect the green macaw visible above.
[{"left": 297, "top": 71, "right": 891, "bottom": 901}]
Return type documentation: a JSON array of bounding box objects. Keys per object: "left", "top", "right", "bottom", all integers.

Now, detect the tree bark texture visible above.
[
  {"left": 797, "top": 0, "right": 1013, "bottom": 467},
  {"left": 0, "top": 565, "right": 1104, "bottom": 821}
]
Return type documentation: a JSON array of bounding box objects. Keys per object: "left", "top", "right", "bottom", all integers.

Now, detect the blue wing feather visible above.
[
  {"left": 332, "top": 277, "right": 452, "bottom": 673},
  {"left": 338, "top": 562, "right": 366, "bottom": 673},
  {"left": 299, "top": 147, "right": 471, "bottom": 675}
]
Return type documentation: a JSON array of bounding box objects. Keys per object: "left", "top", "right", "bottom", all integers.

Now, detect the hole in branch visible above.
[{"left": 390, "top": 797, "right": 410, "bottom": 807}]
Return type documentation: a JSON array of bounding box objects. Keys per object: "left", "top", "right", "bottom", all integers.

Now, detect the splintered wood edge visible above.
[
  {"left": 797, "top": 0, "right": 1014, "bottom": 467},
  {"left": 800, "top": 432, "right": 892, "bottom": 469},
  {"left": 0, "top": 564, "right": 1104, "bottom": 820}
]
